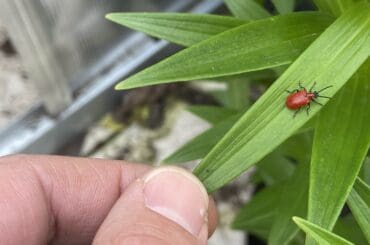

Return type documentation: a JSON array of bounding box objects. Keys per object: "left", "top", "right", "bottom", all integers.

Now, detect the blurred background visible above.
[
  {"left": 0, "top": 0, "right": 315, "bottom": 244},
  {"left": 0, "top": 0, "right": 211, "bottom": 156}
]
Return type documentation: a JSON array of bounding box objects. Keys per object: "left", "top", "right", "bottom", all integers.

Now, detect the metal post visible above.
[{"left": 0, "top": 0, "right": 72, "bottom": 115}]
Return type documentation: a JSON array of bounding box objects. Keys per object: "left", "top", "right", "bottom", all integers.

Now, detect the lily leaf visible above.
[
  {"left": 163, "top": 111, "right": 310, "bottom": 165},
  {"left": 224, "top": 0, "right": 270, "bottom": 20},
  {"left": 114, "top": 12, "right": 333, "bottom": 90},
  {"left": 334, "top": 215, "right": 368, "bottom": 245},
  {"left": 307, "top": 59, "right": 370, "bottom": 232},
  {"left": 352, "top": 177, "right": 370, "bottom": 206},
  {"left": 293, "top": 217, "right": 354, "bottom": 245},
  {"left": 194, "top": 3, "right": 370, "bottom": 192},
  {"left": 347, "top": 178, "right": 370, "bottom": 243},
  {"left": 268, "top": 162, "right": 309, "bottom": 245},
  {"left": 257, "top": 151, "right": 295, "bottom": 186},
  {"left": 313, "top": 0, "right": 361, "bottom": 17},
  {"left": 106, "top": 13, "right": 246, "bottom": 47},
  {"left": 186, "top": 105, "right": 238, "bottom": 125},
  {"left": 256, "top": 130, "right": 312, "bottom": 185},
  {"left": 272, "top": 0, "right": 295, "bottom": 14},
  {"left": 360, "top": 157, "right": 370, "bottom": 185},
  {"left": 232, "top": 184, "right": 283, "bottom": 239}
]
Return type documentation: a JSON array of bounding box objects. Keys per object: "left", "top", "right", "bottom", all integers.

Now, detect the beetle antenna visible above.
[
  {"left": 317, "top": 85, "right": 333, "bottom": 93},
  {"left": 317, "top": 95, "right": 331, "bottom": 99},
  {"left": 309, "top": 82, "right": 316, "bottom": 92},
  {"left": 312, "top": 99, "right": 323, "bottom": 106}
]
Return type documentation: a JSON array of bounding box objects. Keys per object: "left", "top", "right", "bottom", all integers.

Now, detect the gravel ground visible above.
[{"left": 0, "top": 23, "right": 39, "bottom": 129}]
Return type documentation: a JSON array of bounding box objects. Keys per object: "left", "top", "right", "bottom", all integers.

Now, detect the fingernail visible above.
[{"left": 143, "top": 167, "right": 209, "bottom": 236}]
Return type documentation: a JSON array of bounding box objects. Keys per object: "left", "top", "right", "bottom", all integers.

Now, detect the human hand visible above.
[{"left": 0, "top": 155, "right": 217, "bottom": 244}]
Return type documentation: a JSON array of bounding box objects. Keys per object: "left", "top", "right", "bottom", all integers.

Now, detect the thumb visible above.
[{"left": 93, "top": 166, "right": 210, "bottom": 245}]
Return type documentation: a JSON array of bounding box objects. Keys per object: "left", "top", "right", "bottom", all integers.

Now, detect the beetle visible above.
[{"left": 285, "top": 82, "right": 332, "bottom": 117}]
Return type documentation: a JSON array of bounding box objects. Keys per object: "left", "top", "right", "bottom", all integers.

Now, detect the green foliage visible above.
[
  {"left": 360, "top": 157, "right": 370, "bottom": 185},
  {"left": 272, "top": 0, "right": 296, "bottom": 14},
  {"left": 194, "top": 3, "right": 370, "bottom": 192},
  {"left": 293, "top": 217, "right": 354, "bottom": 244},
  {"left": 107, "top": 0, "right": 370, "bottom": 243},
  {"left": 313, "top": 0, "right": 362, "bottom": 17},
  {"left": 227, "top": 78, "right": 250, "bottom": 109},
  {"left": 334, "top": 215, "right": 368, "bottom": 245},
  {"left": 223, "top": 0, "right": 270, "bottom": 20},
  {"left": 268, "top": 162, "right": 309, "bottom": 245},
  {"left": 233, "top": 184, "right": 282, "bottom": 238},
  {"left": 256, "top": 151, "right": 295, "bottom": 186},
  {"left": 106, "top": 13, "right": 246, "bottom": 47},
  {"left": 112, "top": 12, "right": 333, "bottom": 90},
  {"left": 307, "top": 60, "right": 370, "bottom": 235},
  {"left": 347, "top": 178, "right": 370, "bottom": 242}
]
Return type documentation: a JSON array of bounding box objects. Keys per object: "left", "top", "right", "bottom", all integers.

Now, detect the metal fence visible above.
[
  {"left": 0, "top": 0, "right": 197, "bottom": 114},
  {"left": 0, "top": 0, "right": 222, "bottom": 156}
]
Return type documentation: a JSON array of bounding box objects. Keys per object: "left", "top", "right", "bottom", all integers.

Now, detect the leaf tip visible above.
[
  {"left": 160, "top": 157, "right": 172, "bottom": 165},
  {"left": 292, "top": 216, "right": 301, "bottom": 224},
  {"left": 105, "top": 13, "right": 115, "bottom": 21},
  {"left": 114, "top": 82, "right": 126, "bottom": 90}
]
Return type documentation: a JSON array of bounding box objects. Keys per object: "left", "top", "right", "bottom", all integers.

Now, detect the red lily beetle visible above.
[{"left": 285, "top": 82, "right": 332, "bottom": 117}]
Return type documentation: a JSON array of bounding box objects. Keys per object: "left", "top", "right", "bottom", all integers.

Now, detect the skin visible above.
[{"left": 0, "top": 154, "right": 217, "bottom": 245}]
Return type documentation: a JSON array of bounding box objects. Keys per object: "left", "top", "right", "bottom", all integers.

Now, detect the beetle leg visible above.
[
  {"left": 306, "top": 103, "right": 310, "bottom": 116},
  {"left": 309, "top": 82, "right": 317, "bottom": 92},
  {"left": 293, "top": 108, "right": 301, "bottom": 118},
  {"left": 299, "top": 81, "right": 306, "bottom": 91},
  {"left": 317, "top": 95, "right": 331, "bottom": 99},
  {"left": 317, "top": 85, "right": 333, "bottom": 93},
  {"left": 286, "top": 89, "right": 299, "bottom": 94},
  {"left": 312, "top": 99, "right": 323, "bottom": 106}
]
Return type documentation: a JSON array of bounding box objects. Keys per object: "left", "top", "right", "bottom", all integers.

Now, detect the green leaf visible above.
[
  {"left": 115, "top": 12, "right": 334, "bottom": 90},
  {"left": 334, "top": 215, "right": 368, "bottom": 245},
  {"left": 186, "top": 105, "right": 238, "bottom": 125},
  {"left": 279, "top": 131, "right": 313, "bottom": 164},
  {"left": 227, "top": 78, "right": 250, "bottom": 109},
  {"left": 194, "top": 3, "right": 370, "bottom": 192},
  {"left": 293, "top": 217, "right": 354, "bottom": 245},
  {"left": 313, "top": 0, "right": 362, "bottom": 17},
  {"left": 360, "top": 157, "right": 370, "bottom": 185},
  {"left": 352, "top": 177, "right": 370, "bottom": 206},
  {"left": 347, "top": 178, "right": 370, "bottom": 242},
  {"left": 106, "top": 13, "right": 246, "bottom": 47},
  {"left": 164, "top": 111, "right": 309, "bottom": 165},
  {"left": 257, "top": 151, "right": 295, "bottom": 186},
  {"left": 307, "top": 59, "right": 370, "bottom": 231},
  {"left": 256, "top": 130, "right": 312, "bottom": 185},
  {"left": 208, "top": 89, "right": 230, "bottom": 107},
  {"left": 268, "top": 162, "right": 309, "bottom": 245},
  {"left": 224, "top": 0, "right": 270, "bottom": 20},
  {"left": 162, "top": 113, "right": 241, "bottom": 164},
  {"left": 272, "top": 0, "right": 295, "bottom": 14},
  {"left": 232, "top": 184, "right": 283, "bottom": 239}
]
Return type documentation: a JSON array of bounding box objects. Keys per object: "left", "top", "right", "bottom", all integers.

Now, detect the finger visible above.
[
  {"left": 0, "top": 154, "right": 151, "bottom": 245},
  {"left": 93, "top": 166, "right": 213, "bottom": 245},
  {"left": 208, "top": 197, "right": 218, "bottom": 237},
  {"left": 0, "top": 155, "right": 218, "bottom": 245}
]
